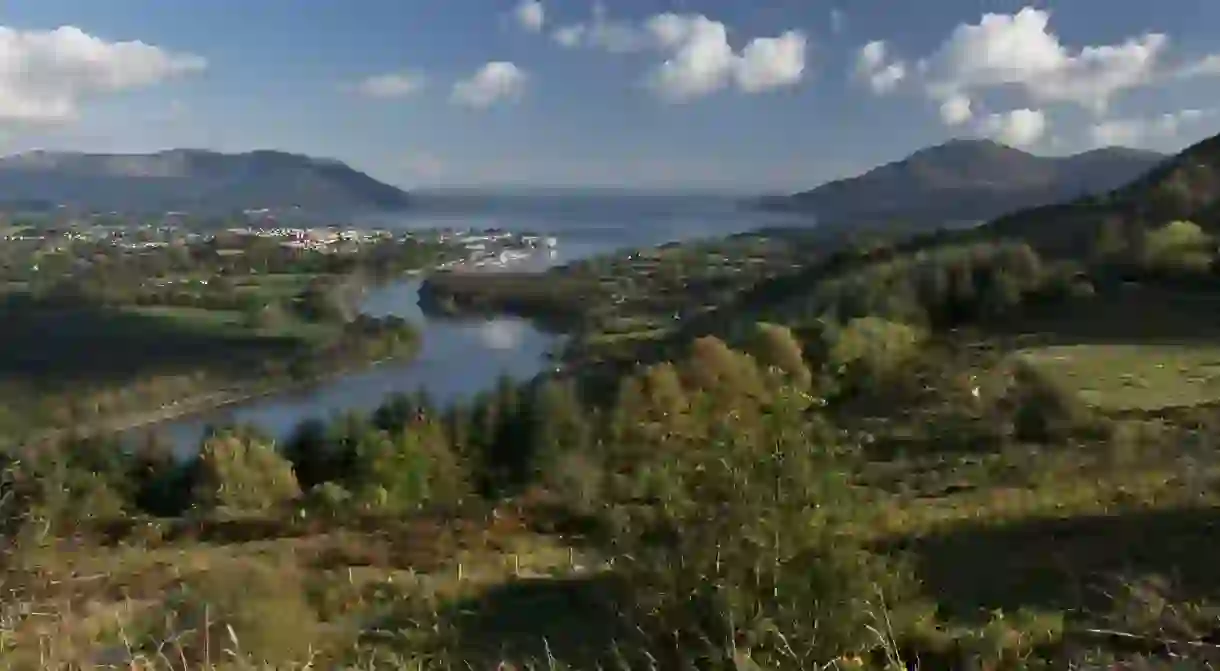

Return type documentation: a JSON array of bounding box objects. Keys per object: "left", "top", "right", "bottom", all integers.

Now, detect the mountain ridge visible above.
[
  {"left": 764, "top": 139, "right": 1167, "bottom": 227},
  {"left": 0, "top": 149, "right": 410, "bottom": 214}
]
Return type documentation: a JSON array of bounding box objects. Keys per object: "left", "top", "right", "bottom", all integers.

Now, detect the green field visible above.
[
  {"left": 125, "top": 303, "right": 333, "bottom": 342},
  {"left": 1017, "top": 343, "right": 1220, "bottom": 411}
]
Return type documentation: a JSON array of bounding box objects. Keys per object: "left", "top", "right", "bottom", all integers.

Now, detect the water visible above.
[{"left": 136, "top": 193, "right": 813, "bottom": 452}]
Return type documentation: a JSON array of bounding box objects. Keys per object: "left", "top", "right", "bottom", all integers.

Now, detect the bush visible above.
[
  {"left": 1009, "top": 363, "right": 1102, "bottom": 443},
  {"left": 826, "top": 316, "right": 926, "bottom": 392},
  {"left": 191, "top": 433, "right": 301, "bottom": 515},
  {"left": 604, "top": 380, "right": 922, "bottom": 669}
]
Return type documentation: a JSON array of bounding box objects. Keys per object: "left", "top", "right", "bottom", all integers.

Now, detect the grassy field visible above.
[
  {"left": 1017, "top": 343, "right": 1220, "bottom": 411},
  {"left": 124, "top": 304, "right": 334, "bottom": 342}
]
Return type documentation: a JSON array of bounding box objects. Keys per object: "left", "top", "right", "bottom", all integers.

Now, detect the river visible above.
[{"left": 132, "top": 193, "right": 812, "bottom": 453}]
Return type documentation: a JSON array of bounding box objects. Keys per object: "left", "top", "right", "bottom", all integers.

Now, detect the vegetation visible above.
[
  {"left": 0, "top": 227, "right": 457, "bottom": 442},
  {"left": 8, "top": 133, "right": 1220, "bottom": 669}
]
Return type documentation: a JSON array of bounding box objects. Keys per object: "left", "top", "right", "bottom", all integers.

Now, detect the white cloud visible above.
[
  {"left": 644, "top": 13, "right": 808, "bottom": 102},
  {"left": 734, "top": 31, "right": 807, "bottom": 93},
  {"left": 979, "top": 108, "right": 1047, "bottom": 147},
  {"left": 553, "top": 24, "right": 585, "bottom": 48},
  {"left": 451, "top": 61, "right": 527, "bottom": 108},
  {"left": 551, "top": 2, "right": 650, "bottom": 53},
  {"left": 830, "top": 9, "right": 846, "bottom": 35},
  {"left": 854, "top": 40, "right": 906, "bottom": 94},
  {"left": 1089, "top": 108, "right": 1216, "bottom": 147},
  {"left": 356, "top": 71, "right": 425, "bottom": 98},
  {"left": 925, "top": 7, "right": 1167, "bottom": 117},
  {"left": 645, "top": 14, "right": 737, "bottom": 101},
  {"left": 1178, "top": 53, "right": 1220, "bottom": 79},
  {"left": 513, "top": 0, "right": 545, "bottom": 33},
  {"left": 939, "top": 94, "right": 973, "bottom": 126},
  {"left": 0, "top": 25, "right": 205, "bottom": 124}
]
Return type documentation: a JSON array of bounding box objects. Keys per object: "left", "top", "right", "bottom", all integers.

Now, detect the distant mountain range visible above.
[
  {"left": 761, "top": 139, "right": 1167, "bottom": 228},
  {"left": 0, "top": 149, "right": 411, "bottom": 215}
]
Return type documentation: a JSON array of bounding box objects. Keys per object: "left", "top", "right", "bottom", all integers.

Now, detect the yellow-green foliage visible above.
[
  {"left": 745, "top": 322, "right": 813, "bottom": 390},
  {"left": 139, "top": 560, "right": 320, "bottom": 667},
  {"left": 192, "top": 433, "right": 301, "bottom": 514},
  {"left": 828, "top": 316, "right": 926, "bottom": 385},
  {"left": 1144, "top": 219, "right": 1214, "bottom": 273},
  {"left": 350, "top": 419, "right": 470, "bottom": 513},
  {"left": 603, "top": 342, "right": 920, "bottom": 668}
]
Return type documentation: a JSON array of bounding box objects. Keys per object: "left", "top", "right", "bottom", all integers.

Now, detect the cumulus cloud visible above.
[
  {"left": 0, "top": 25, "right": 205, "bottom": 123},
  {"left": 854, "top": 40, "right": 906, "bottom": 94},
  {"left": 1089, "top": 108, "right": 1216, "bottom": 147},
  {"left": 979, "top": 108, "right": 1047, "bottom": 147},
  {"left": 736, "top": 31, "right": 806, "bottom": 92},
  {"left": 513, "top": 0, "right": 545, "bottom": 33},
  {"left": 644, "top": 13, "right": 807, "bottom": 102},
  {"left": 924, "top": 7, "right": 1167, "bottom": 117},
  {"left": 551, "top": 2, "right": 650, "bottom": 53},
  {"left": 939, "top": 93, "right": 973, "bottom": 125},
  {"left": 1178, "top": 53, "right": 1220, "bottom": 79},
  {"left": 356, "top": 71, "right": 425, "bottom": 98},
  {"left": 451, "top": 61, "right": 527, "bottom": 108}
]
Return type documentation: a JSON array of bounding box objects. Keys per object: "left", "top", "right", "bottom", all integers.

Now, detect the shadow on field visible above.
[
  {"left": 887, "top": 505, "right": 1220, "bottom": 620},
  {"left": 443, "top": 574, "right": 635, "bottom": 669},
  {"left": 0, "top": 292, "right": 304, "bottom": 386},
  {"left": 989, "top": 285, "right": 1220, "bottom": 346}
]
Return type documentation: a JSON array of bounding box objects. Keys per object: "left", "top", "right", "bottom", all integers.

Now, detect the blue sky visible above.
[{"left": 0, "top": 0, "right": 1218, "bottom": 191}]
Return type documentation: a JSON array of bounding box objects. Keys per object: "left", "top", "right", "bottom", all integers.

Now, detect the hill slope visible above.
[
  {"left": 985, "top": 132, "right": 1220, "bottom": 255},
  {"left": 0, "top": 149, "right": 411, "bottom": 214},
  {"left": 765, "top": 139, "right": 1165, "bottom": 228}
]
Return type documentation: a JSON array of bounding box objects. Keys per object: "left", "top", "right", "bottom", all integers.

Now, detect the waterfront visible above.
[{"left": 132, "top": 193, "right": 812, "bottom": 452}]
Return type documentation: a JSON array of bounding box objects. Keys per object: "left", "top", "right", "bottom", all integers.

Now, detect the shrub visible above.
[
  {"left": 1009, "top": 363, "right": 1102, "bottom": 443},
  {"left": 826, "top": 316, "right": 926, "bottom": 392},
  {"left": 191, "top": 433, "right": 301, "bottom": 515},
  {"left": 604, "top": 380, "right": 922, "bottom": 669}
]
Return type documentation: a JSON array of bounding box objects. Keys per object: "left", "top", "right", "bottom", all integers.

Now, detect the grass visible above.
[
  {"left": 1017, "top": 343, "right": 1220, "bottom": 411},
  {"left": 124, "top": 304, "right": 334, "bottom": 343}
]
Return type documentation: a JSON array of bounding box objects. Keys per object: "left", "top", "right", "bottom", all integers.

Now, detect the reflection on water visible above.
[
  {"left": 133, "top": 195, "right": 814, "bottom": 454},
  {"left": 130, "top": 279, "right": 556, "bottom": 455}
]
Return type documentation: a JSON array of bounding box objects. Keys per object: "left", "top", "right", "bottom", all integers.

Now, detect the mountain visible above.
[
  {"left": 983, "top": 132, "right": 1220, "bottom": 255},
  {"left": 763, "top": 139, "right": 1166, "bottom": 228},
  {"left": 0, "top": 149, "right": 411, "bottom": 214}
]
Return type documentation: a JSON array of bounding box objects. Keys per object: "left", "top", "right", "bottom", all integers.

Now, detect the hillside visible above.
[
  {"left": 0, "top": 149, "right": 411, "bottom": 214},
  {"left": 986, "top": 132, "right": 1220, "bottom": 255},
  {"left": 764, "top": 139, "right": 1165, "bottom": 228}
]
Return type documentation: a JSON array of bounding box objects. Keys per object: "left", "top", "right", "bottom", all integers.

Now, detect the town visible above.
[{"left": 1, "top": 218, "right": 560, "bottom": 273}]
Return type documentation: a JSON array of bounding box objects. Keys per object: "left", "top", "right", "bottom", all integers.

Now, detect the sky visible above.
[{"left": 0, "top": 0, "right": 1218, "bottom": 191}]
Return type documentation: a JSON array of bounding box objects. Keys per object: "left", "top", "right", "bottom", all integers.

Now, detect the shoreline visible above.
[{"left": 26, "top": 349, "right": 416, "bottom": 448}]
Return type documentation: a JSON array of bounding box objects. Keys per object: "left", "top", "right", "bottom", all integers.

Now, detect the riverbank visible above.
[{"left": 24, "top": 343, "right": 420, "bottom": 448}]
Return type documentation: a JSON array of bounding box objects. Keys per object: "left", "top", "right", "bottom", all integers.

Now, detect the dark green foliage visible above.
[{"left": 762, "top": 241, "right": 1055, "bottom": 331}]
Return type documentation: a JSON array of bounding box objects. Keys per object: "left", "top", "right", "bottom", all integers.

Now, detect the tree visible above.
[
  {"left": 745, "top": 322, "right": 812, "bottom": 391},
  {"left": 349, "top": 420, "right": 469, "bottom": 512},
  {"left": 827, "top": 316, "right": 925, "bottom": 391}
]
